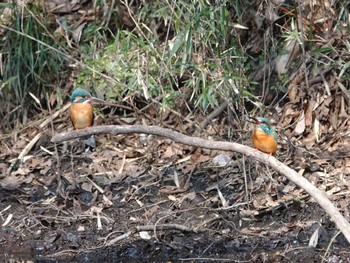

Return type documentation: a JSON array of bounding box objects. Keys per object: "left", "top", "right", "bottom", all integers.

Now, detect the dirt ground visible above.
[{"left": 1, "top": 121, "right": 350, "bottom": 262}]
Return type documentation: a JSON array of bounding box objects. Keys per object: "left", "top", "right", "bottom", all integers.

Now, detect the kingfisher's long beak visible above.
[
  {"left": 247, "top": 116, "right": 259, "bottom": 124},
  {"left": 84, "top": 97, "right": 107, "bottom": 104}
]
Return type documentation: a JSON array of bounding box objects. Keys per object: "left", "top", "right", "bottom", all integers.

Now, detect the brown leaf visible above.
[
  {"left": 0, "top": 174, "right": 34, "bottom": 190},
  {"left": 319, "top": 96, "right": 333, "bottom": 117},
  {"left": 0, "top": 163, "right": 8, "bottom": 175},
  {"left": 72, "top": 22, "right": 86, "bottom": 43},
  {"left": 288, "top": 84, "right": 299, "bottom": 103},
  {"left": 39, "top": 166, "right": 50, "bottom": 176},
  {"left": 73, "top": 197, "right": 83, "bottom": 215},
  {"left": 142, "top": 205, "right": 159, "bottom": 219},
  {"left": 345, "top": 158, "right": 350, "bottom": 167},
  {"left": 178, "top": 163, "right": 196, "bottom": 175},
  {"left": 282, "top": 182, "right": 296, "bottom": 194},
  {"left": 305, "top": 99, "right": 316, "bottom": 127},
  {"left": 43, "top": 0, "right": 87, "bottom": 13},
  {"left": 81, "top": 182, "right": 92, "bottom": 192},
  {"left": 12, "top": 167, "right": 31, "bottom": 176},
  {"left": 190, "top": 153, "right": 210, "bottom": 164},
  {"left": 122, "top": 162, "right": 146, "bottom": 178},
  {"left": 179, "top": 191, "right": 196, "bottom": 204},
  {"left": 27, "top": 157, "right": 41, "bottom": 168},
  {"left": 163, "top": 144, "right": 183, "bottom": 159},
  {"left": 13, "top": 138, "right": 27, "bottom": 151}
]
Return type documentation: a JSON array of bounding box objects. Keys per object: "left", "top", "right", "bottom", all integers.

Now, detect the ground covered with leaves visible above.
[{"left": 1, "top": 102, "right": 350, "bottom": 262}]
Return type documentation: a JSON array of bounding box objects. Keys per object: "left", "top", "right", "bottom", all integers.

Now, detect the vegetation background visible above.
[
  {"left": 2, "top": 0, "right": 348, "bottom": 131},
  {"left": 0, "top": 0, "right": 349, "bottom": 261}
]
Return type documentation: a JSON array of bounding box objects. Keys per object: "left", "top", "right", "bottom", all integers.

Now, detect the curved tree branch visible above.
[{"left": 51, "top": 125, "right": 350, "bottom": 243}]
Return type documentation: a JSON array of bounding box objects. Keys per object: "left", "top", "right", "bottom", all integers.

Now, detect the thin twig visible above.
[{"left": 135, "top": 223, "right": 193, "bottom": 232}]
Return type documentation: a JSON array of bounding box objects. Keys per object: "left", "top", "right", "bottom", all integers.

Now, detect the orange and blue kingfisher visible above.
[
  {"left": 69, "top": 87, "right": 106, "bottom": 130},
  {"left": 249, "top": 117, "right": 278, "bottom": 155}
]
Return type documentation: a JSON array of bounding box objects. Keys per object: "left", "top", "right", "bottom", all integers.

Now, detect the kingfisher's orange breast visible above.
[
  {"left": 252, "top": 128, "right": 277, "bottom": 154},
  {"left": 69, "top": 102, "right": 93, "bottom": 129}
]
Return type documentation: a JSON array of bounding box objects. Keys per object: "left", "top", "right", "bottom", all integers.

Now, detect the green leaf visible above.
[
  {"left": 181, "top": 26, "right": 192, "bottom": 76},
  {"left": 312, "top": 47, "right": 333, "bottom": 53},
  {"left": 220, "top": 5, "right": 228, "bottom": 37}
]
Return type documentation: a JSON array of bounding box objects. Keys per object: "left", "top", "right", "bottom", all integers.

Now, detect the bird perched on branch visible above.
[
  {"left": 69, "top": 87, "right": 106, "bottom": 130},
  {"left": 249, "top": 117, "right": 277, "bottom": 155}
]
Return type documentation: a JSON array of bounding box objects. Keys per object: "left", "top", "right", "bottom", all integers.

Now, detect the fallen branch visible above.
[
  {"left": 51, "top": 125, "right": 350, "bottom": 243},
  {"left": 199, "top": 101, "right": 228, "bottom": 129},
  {"left": 135, "top": 223, "right": 194, "bottom": 232}
]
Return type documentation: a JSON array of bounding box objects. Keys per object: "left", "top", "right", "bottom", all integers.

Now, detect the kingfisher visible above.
[
  {"left": 69, "top": 87, "right": 106, "bottom": 130},
  {"left": 249, "top": 117, "right": 278, "bottom": 155}
]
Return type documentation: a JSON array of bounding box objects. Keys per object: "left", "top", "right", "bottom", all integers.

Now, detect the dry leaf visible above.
[
  {"left": 190, "top": 153, "right": 210, "bottom": 164},
  {"left": 294, "top": 111, "right": 306, "bottom": 135},
  {"left": 139, "top": 231, "right": 152, "bottom": 240},
  {"left": 345, "top": 158, "right": 350, "bottom": 167},
  {"left": 217, "top": 188, "right": 228, "bottom": 208},
  {"left": 179, "top": 192, "right": 196, "bottom": 205},
  {"left": 72, "top": 22, "right": 86, "bottom": 43},
  {"left": 43, "top": 0, "right": 87, "bottom": 13},
  {"left": 305, "top": 99, "right": 316, "bottom": 127},
  {"left": 12, "top": 167, "right": 31, "bottom": 176},
  {"left": 143, "top": 205, "right": 159, "bottom": 218},
  {"left": 81, "top": 182, "right": 93, "bottom": 192},
  {"left": 0, "top": 174, "right": 34, "bottom": 190},
  {"left": 314, "top": 118, "right": 320, "bottom": 142},
  {"left": 308, "top": 227, "right": 319, "bottom": 247},
  {"left": 102, "top": 195, "right": 113, "bottom": 207},
  {"left": 168, "top": 195, "right": 178, "bottom": 202},
  {"left": 288, "top": 84, "right": 299, "bottom": 103},
  {"left": 163, "top": 144, "right": 183, "bottom": 158},
  {"left": 275, "top": 39, "right": 300, "bottom": 78},
  {"left": 136, "top": 199, "right": 144, "bottom": 207},
  {"left": 212, "top": 154, "right": 231, "bottom": 166}
]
